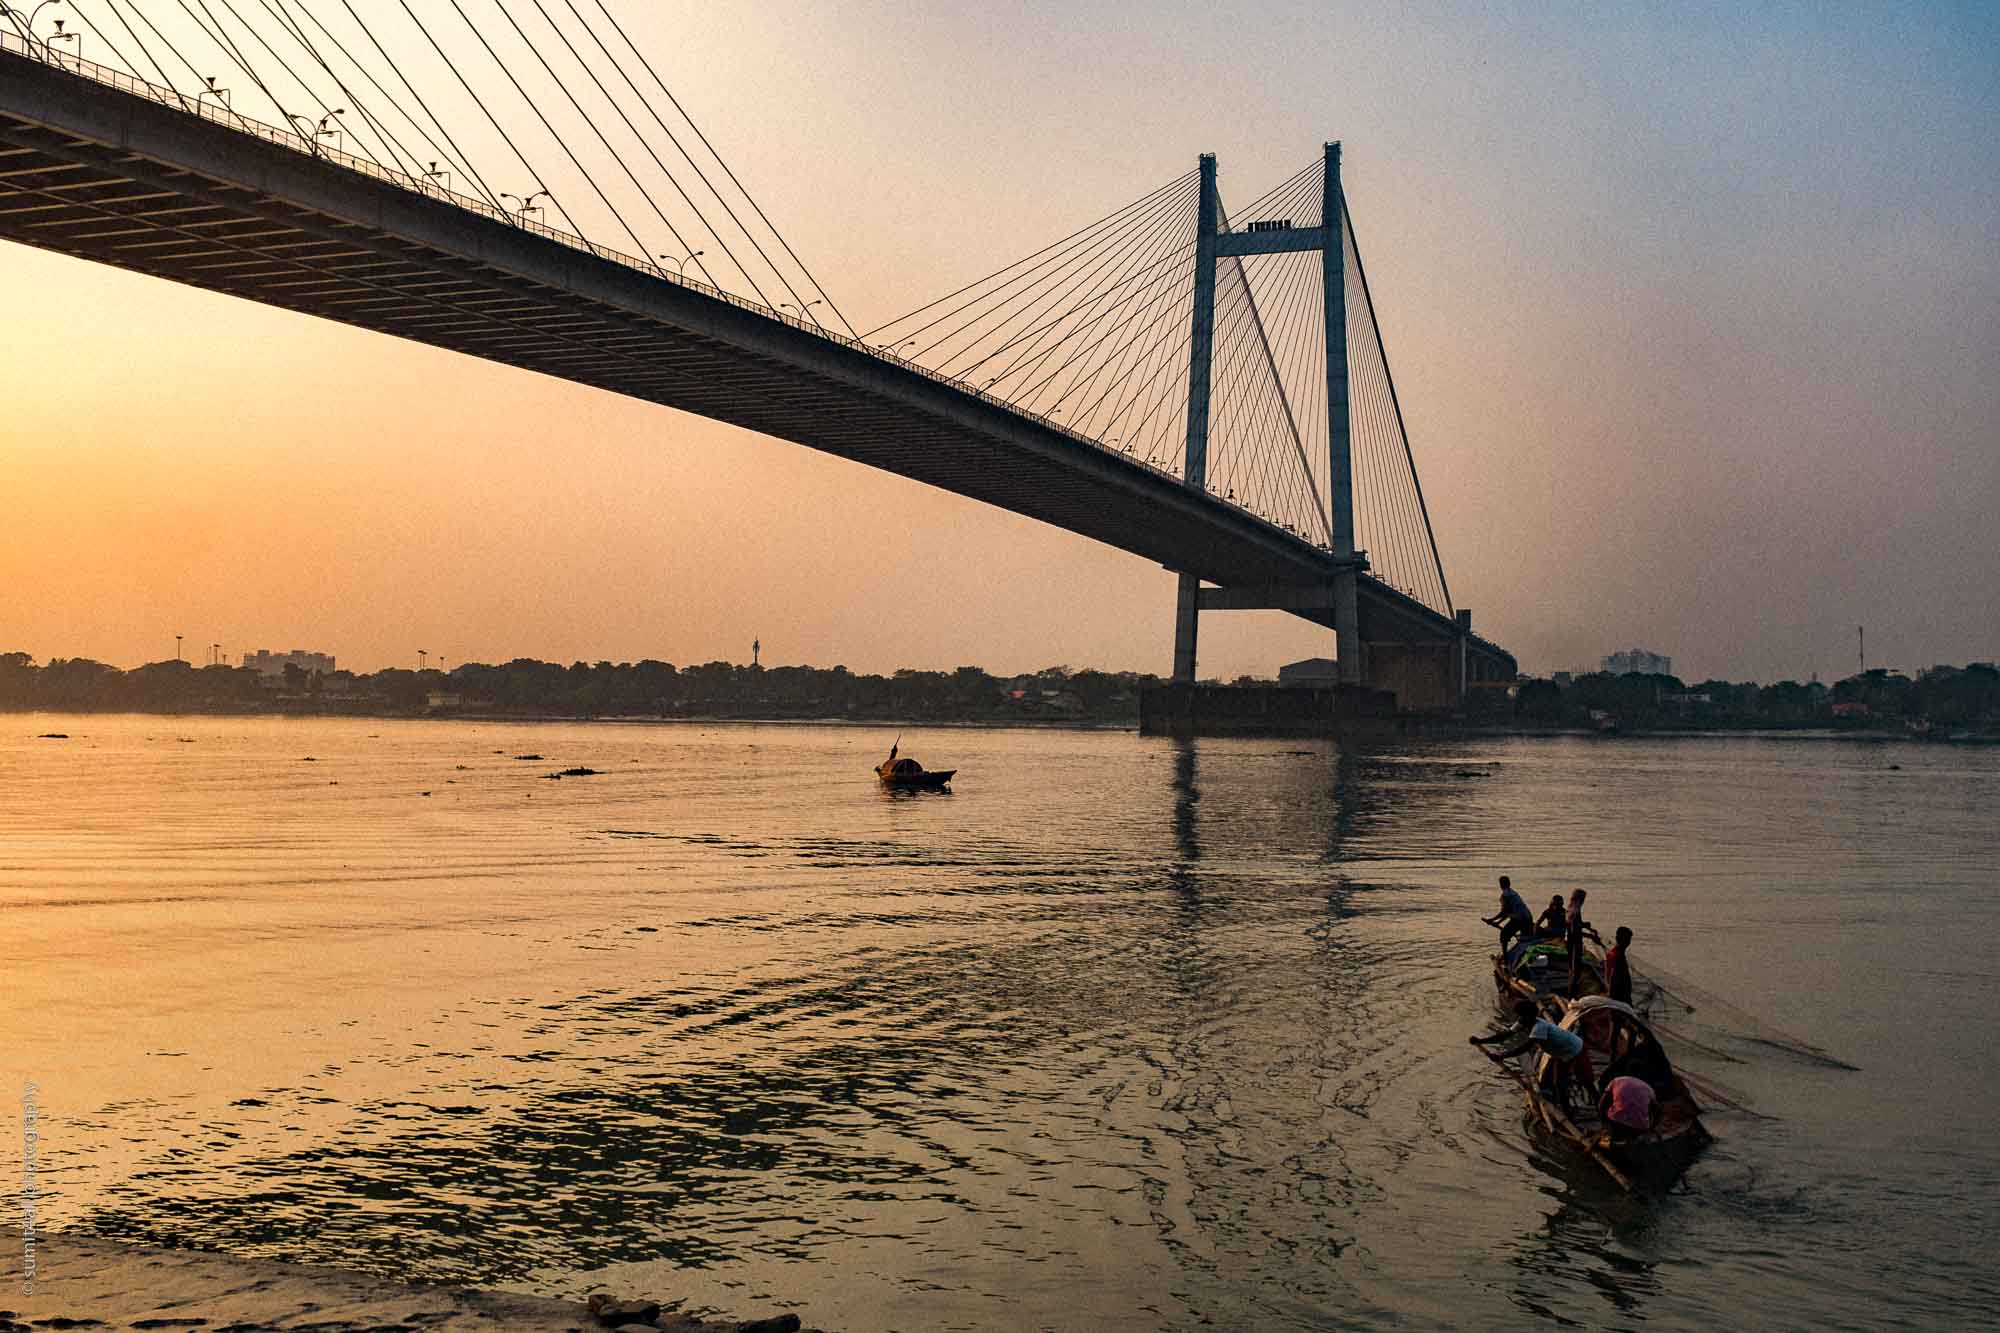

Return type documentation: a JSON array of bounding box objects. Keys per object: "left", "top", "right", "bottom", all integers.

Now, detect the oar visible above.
[{"left": 1478, "top": 1044, "right": 1634, "bottom": 1192}]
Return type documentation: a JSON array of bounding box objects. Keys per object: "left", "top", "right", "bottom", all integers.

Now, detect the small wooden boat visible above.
[
  {"left": 1483, "top": 995, "right": 1710, "bottom": 1190},
  {"left": 874, "top": 739, "right": 954, "bottom": 789}
]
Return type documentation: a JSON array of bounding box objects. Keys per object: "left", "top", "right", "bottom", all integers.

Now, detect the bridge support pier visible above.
[{"left": 1172, "top": 572, "right": 1201, "bottom": 682}]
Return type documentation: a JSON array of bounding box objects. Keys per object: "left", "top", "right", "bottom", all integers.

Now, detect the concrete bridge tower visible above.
[{"left": 1172, "top": 142, "right": 1361, "bottom": 684}]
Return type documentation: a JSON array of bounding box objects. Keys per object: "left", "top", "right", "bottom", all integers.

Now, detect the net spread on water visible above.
[{"left": 1621, "top": 961, "right": 1860, "bottom": 1119}]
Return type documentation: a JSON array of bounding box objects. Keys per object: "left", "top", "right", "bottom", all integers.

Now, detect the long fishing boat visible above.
[{"left": 1482, "top": 995, "right": 1710, "bottom": 1191}]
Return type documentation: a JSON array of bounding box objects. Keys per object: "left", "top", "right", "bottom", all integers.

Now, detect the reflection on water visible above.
[{"left": 4, "top": 717, "right": 1995, "bottom": 1328}]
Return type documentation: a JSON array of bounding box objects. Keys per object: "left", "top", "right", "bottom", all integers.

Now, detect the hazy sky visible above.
[{"left": 2, "top": 1, "right": 1995, "bottom": 682}]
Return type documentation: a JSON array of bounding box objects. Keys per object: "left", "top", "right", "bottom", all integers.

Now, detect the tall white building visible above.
[
  {"left": 242, "top": 648, "right": 336, "bottom": 678},
  {"left": 1602, "top": 648, "right": 1671, "bottom": 676}
]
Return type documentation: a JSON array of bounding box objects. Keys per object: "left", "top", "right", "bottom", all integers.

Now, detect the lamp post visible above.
[
  {"left": 501, "top": 190, "right": 551, "bottom": 224},
  {"left": 196, "top": 76, "right": 230, "bottom": 113},
  {"left": 781, "top": 300, "right": 824, "bottom": 325},
  {"left": 657, "top": 250, "right": 702, "bottom": 277},
  {"left": 42, "top": 15, "right": 75, "bottom": 60},
  {"left": 312, "top": 109, "right": 345, "bottom": 155},
  {"left": 174, "top": 634, "right": 183, "bottom": 662},
  {"left": 418, "top": 649, "right": 427, "bottom": 671},
  {"left": 1, "top": 2, "right": 63, "bottom": 49}
]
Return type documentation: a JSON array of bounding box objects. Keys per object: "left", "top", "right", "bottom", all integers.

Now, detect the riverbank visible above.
[
  {"left": 4, "top": 1234, "right": 818, "bottom": 1332},
  {"left": 11, "top": 707, "right": 1991, "bottom": 743}
]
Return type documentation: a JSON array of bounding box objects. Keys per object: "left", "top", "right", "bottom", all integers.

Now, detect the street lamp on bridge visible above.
[
  {"left": 501, "top": 190, "right": 551, "bottom": 224},
  {"left": 42, "top": 16, "right": 75, "bottom": 60},
  {"left": 312, "top": 109, "right": 345, "bottom": 155},
  {"left": 0, "top": 3, "right": 63, "bottom": 50},
  {"left": 657, "top": 250, "right": 702, "bottom": 277},
  {"left": 781, "top": 300, "right": 823, "bottom": 325},
  {"left": 196, "top": 76, "right": 230, "bottom": 112}
]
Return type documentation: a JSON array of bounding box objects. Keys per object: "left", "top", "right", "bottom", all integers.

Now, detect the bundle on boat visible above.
[{"left": 1496, "top": 933, "right": 1606, "bottom": 1005}]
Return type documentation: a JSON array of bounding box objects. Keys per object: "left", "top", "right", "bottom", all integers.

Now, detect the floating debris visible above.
[
  {"left": 36, "top": 732, "right": 68, "bottom": 739},
  {"left": 514, "top": 753, "right": 545, "bottom": 761},
  {"left": 587, "top": 1294, "right": 659, "bottom": 1326}
]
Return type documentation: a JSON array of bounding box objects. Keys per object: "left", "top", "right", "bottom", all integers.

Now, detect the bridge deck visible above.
[{"left": 0, "top": 47, "right": 1514, "bottom": 679}]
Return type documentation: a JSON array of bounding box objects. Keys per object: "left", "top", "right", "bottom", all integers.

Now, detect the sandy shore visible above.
[{"left": 3, "top": 1234, "right": 816, "bottom": 1332}]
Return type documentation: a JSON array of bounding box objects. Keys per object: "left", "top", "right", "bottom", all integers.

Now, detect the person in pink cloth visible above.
[{"left": 1598, "top": 1074, "right": 1659, "bottom": 1141}]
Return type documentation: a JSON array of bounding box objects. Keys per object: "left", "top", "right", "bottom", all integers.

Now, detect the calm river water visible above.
[{"left": 3, "top": 715, "right": 1994, "bottom": 1328}]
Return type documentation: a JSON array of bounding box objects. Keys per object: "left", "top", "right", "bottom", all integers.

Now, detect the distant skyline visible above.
[{"left": 3, "top": 1, "right": 1996, "bottom": 683}]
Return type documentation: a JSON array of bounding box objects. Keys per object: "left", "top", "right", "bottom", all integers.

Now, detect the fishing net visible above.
[{"left": 1622, "top": 961, "right": 1858, "bottom": 1119}]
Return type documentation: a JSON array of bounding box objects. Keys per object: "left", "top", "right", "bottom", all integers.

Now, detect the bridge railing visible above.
[{"left": 2, "top": 31, "right": 1346, "bottom": 559}]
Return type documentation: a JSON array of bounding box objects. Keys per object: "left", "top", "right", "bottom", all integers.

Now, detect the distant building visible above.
[
  {"left": 242, "top": 648, "right": 335, "bottom": 678},
  {"left": 1551, "top": 671, "right": 1574, "bottom": 688},
  {"left": 1278, "top": 657, "right": 1341, "bottom": 686},
  {"left": 1602, "top": 647, "right": 1671, "bottom": 677}
]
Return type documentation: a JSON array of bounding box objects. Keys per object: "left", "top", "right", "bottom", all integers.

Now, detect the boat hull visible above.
[{"left": 878, "top": 769, "right": 954, "bottom": 789}]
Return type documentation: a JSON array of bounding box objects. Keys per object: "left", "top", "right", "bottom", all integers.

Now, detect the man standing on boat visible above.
[
  {"left": 1564, "top": 889, "right": 1599, "bottom": 996},
  {"left": 1603, "top": 926, "right": 1635, "bottom": 1005},
  {"left": 1483, "top": 875, "right": 1533, "bottom": 956}
]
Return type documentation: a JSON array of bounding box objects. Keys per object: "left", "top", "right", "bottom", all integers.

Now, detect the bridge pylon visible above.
[{"left": 1171, "top": 142, "right": 1361, "bottom": 683}]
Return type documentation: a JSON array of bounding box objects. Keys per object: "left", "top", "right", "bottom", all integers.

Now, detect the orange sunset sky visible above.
[{"left": 2, "top": 1, "right": 1995, "bottom": 682}]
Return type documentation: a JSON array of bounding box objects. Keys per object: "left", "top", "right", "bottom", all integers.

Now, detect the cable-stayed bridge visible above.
[{"left": 0, "top": 6, "right": 1514, "bottom": 708}]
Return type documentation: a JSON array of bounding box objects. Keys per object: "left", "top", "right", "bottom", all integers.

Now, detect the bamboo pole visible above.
[{"left": 1480, "top": 1046, "right": 1633, "bottom": 1192}]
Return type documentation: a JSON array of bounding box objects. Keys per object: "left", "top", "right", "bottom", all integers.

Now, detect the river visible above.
[{"left": 4, "top": 715, "right": 1993, "bottom": 1328}]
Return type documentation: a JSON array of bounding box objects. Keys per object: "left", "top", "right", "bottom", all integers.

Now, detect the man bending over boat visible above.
[
  {"left": 1598, "top": 1075, "right": 1660, "bottom": 1142},
  {"left": 1472, "top": 999, "right": 1597, "bottom": 1109},
  {"left": 1482, "top": 876, "right": 1533, "bottom": 956}
]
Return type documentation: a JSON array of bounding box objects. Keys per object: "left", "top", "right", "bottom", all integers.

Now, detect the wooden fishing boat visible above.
[
  {"left": 875, "top": 739, "right": 954, "bottom": 789},
  {"left": 876, "top": 756, "right": 955, "bottom": 789},
  {"left": 1483, "top": 995, "right": 1710, "bottom": 1190}
]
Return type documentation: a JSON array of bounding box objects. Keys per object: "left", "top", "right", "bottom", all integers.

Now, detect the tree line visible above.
[
  {"left": 1512, "top": 664, "right": 1999, "bottom": 732},
  {"left": 0, "top": 652, "right": 1156, "bottom": 723},
  {"left": 4, "top": 650, "right": 1993, "bottom": 731}
]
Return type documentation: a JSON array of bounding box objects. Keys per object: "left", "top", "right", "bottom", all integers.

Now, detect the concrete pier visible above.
[{"left": 1138, "top": 682, "right": 1399, "bottom": 737}]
